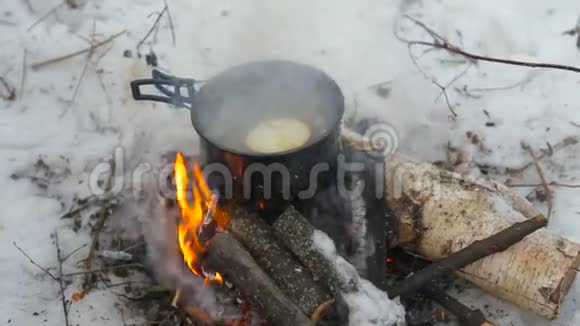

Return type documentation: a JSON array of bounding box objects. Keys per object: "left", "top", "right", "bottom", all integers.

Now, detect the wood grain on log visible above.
[
  {"left": 272, "top": 205, "right": 356, "bottom": 294},
  {"left": 206, "top": 233, "right": 313, "bottom": 326},
  {"left": 224, "top": 203, "right": 332, "bottom": 316}
]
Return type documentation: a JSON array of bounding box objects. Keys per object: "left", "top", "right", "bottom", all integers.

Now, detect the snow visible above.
[
  {"left": 1, "top": 0, "right": 580, "bottom": 325},
  {"left": 313, "top": 230, "right": 406, "bottom": 325}
]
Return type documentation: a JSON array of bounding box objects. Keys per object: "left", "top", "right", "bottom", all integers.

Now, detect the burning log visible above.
[
  {"left": 223, "top": 202, "right": 332, "bottom": 316},
  {"left": 383, "top": 155, "right": 580, "bottom": 320},
  {"left": 206, "top": 232, "right": 313, "bottom": 326}
]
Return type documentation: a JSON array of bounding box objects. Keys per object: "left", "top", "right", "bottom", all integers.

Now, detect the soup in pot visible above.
[{"left": 245, "top": 118, "right": 311, "bottom": 154}]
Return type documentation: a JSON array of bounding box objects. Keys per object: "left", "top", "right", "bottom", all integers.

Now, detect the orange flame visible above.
[{"left": 174, "top": 152, "right": 223, "bottom": 285}]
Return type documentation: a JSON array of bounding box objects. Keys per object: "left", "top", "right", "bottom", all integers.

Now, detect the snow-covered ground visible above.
[{"left": 2, "top": 0, "right": 580, "bottom": 325}]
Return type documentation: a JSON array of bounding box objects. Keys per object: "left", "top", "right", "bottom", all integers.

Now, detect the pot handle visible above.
[{"left": 130, "top": 69, "right": 196, "bottom": 109}]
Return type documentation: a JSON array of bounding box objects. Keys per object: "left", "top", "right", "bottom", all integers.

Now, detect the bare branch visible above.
[
  {"left": 0, "top": 77, "right": 16, "bottom": 101},
  {"left": 137, "top": 6, "right": 168, "bottom": 52},
  {"left": 54, "top": 232, "right": 71, "bottom": 326},
  {"left": 13, "top": 241, "right": 59, "bottom": 281},
  {"left": 524, "top": 144, "right": 553, "bottom": 219},
  {"left": 164, "top": 0, "right": 176, "bottom": 47},
  {"left": 19, "top": 49, "right": 27, "bottom": 101},
  {"left": 28, "top": 2, "right": 65, "bottom": 32},
  {"left": 31, "top": 30, "right": 126, "bottom": 70},
  {"left": 400, "top": 15, "right": 580, "bottom": 73}
]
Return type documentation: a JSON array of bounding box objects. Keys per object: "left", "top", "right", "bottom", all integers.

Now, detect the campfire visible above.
[{"left": 124, "top": 60, "right": 580, "bottom": 325}]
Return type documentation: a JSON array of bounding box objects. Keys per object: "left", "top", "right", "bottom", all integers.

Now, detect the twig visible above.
[
  {"left": 68, "top": 20, "right": 96, "bottom": 107},
  {"left": 390, "top": 251, "right": 495, "bottom": 326},
  {"left": 19, "top": 49, "right": 27, "bottom": 101},
  {"left": 508, "top": 181, "right": 580, "bottom": 188},
  {"left": 54, "top": 232, "right": 71, "bottom": 326},
  {"left": 164, "top": 0, "right": 176, "bottom": 47},
  {"left": 23, "top": 0, "right": 35, "bottom": 13},
  {"left": 423, "top": 285, "right": 494, "bottom": 326},
  {"left": 137, "top": 6, "right": 168, "bottom": 52},
  {"left": 81, "top": 158, "right": 116, "bottom": 292},
  {"left": 524, "top": 144, "right": 553, "bottom": 218},
  {"left": 82, "top": 206, "right": 110, "bottom": 290},
  {"left": 400, "top": 15, "right": 580, "bottom": 74},
  {"left": 62, "top": 244, "right": 88, "bottom": 262},
  {"left": 434, "top": 64, "right": 471, "bottom": 116},
  {"left": 30, "top": 30, "right": 126, "bottom": 70},
  {"left": 27, "top": 2, "right": 65, "bottom": 31},
  {"left": 0, "top": 76, "right": 16, "bottom": 101},
  {"left": 171, "top": 288, "right": 182, "bottom": 308},
  {"left": 457, "top": 73, "right": 536, "bottom": 98},
  {"left": 563, "top": 15, "right": 580, "bottom": 49},
  {"left": 396, "top": 18, "right": 470, "bottom": 117},
  {"left": 13, "top": 242, "right": 59, "bottom": 281},
  {"left": 63, "top": 263, "right": 144, "bottom": 277},
  {"left": 510, "top": 136, "right": 578, "bottom": 174},
  {"left": 405, "top": 42, "right": 462, "bottom": 117},
  {"left": 388, "top": 213, "right": 548, "bottom": 298}
]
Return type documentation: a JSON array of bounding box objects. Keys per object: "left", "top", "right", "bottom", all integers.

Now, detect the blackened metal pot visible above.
[{"left": 131, "top": 60, "right": 345, "bottom": 214}]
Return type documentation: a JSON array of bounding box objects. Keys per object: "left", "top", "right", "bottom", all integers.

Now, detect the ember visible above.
[{"left": 174, "top": 152, "right": 224, "bottom": 285}]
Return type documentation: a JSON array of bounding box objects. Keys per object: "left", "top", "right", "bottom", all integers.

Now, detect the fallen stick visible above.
[
  {"left": 206, "top": 232, "right": 313, "bottom": 326},
  {"left": 524, "top": 144, "right": 553, "bottom": 218},
  {"left": 390, "top": 250, "right": 494, "bottom": 326},
  {"left": 422, "top": 285, "right": 495, "bottom": 326},
  {"left": 387, "top": 213, "right": 547, "bottom": 298},
  {"left": 30, "top": 30, "right": 126, "bottom": 70},
  {"left": 54, "top": 232, "right": 70, "bottom": 326},
  {"left": 224, "top": 202, "right": 332, "bottom": 316}
]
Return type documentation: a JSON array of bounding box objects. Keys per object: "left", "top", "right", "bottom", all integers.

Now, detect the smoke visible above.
[{"left": 139, "top": 169, "right": 220, "bottom": 313}]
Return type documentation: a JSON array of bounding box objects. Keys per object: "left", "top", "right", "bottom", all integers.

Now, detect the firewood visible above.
[
  {"left": 272, "top": 205, "right": 408, "bottom": 325},
  {"left": 387, "top": 213, "right": 547, "bottom": 298},
  {"left": 383, "top": 155, "right": 580, "bottom": 320},
  {"left": 224, "top": 202, "right": 332, "bottom": 316},
  {"left": 206, "top": 232, "right": 313, "bottom": 326},
  {"left": 272, "top": 205, "right": 358, "bottom": 294}
]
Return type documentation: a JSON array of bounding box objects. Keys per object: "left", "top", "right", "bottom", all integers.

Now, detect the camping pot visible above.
[{"left": 130, "top": 60, "right": 345, "bottom": 214}]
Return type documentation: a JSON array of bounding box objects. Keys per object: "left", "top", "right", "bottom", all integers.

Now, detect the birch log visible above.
[{"left": 384, "top": 155, "right": 580, "bottom": 320}]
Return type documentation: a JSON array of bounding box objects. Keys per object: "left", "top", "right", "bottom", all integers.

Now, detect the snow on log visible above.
[{"left": 384, "top": 155, "right": 580, "bottom": 320}]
